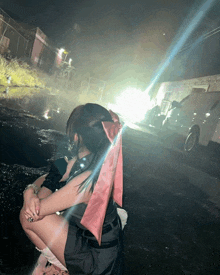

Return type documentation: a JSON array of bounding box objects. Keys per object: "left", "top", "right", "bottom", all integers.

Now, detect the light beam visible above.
[{"left": 145, "top": 0, "right": 216, "bottom": 96}]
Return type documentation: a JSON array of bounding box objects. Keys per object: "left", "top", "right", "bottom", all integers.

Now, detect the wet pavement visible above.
[{"left": 0, "top": 100, "right": 220, "bottom": 275}]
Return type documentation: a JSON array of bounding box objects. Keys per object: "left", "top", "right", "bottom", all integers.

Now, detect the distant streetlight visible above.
[
  {"left": 57, "top": 48, "right": 69, "bottom": 64},
  {"left": 56, "top": 48, "right": 65, "bottom": 66}
]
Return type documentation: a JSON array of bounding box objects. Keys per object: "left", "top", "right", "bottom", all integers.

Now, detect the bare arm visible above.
[
  {"left": 23, "top": 174, "right": 52, "bottom": 200},
  {"left": 23, "top": 156, "right": 74, "bottom": 201},
  {"left": 36, "top": 157, "right": 76, "bottom": 199},
  {"left": 22, "top": 174, "right": 53, "bottom": 221},
  {"left": 23, "top": 157, "right": 78, "bottom": 221},
  {"left": 37, "top": 175, "right": 53, "bottom": 199},
  {"left": 39, "top": 170, "right": 92, "bottom": 216}
]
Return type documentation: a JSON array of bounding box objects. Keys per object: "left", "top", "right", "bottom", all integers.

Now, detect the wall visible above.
[
  {"left": 0, "top": 11, "right": 29, "bottom": 58},
  {"left": 0, "top": 10, "right": 58, "bottom": 74},
  {"left": 30, "top": 28, "right": 57, "bottom": 74}
]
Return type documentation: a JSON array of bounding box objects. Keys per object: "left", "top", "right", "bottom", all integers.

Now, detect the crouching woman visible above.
[{"left": 20, "top": 103, "right": 127, "bottom": 275}]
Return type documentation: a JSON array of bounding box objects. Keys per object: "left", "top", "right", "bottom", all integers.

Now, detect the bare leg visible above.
[{"left": 20, "top": 208, "right": 68, "bottom": 267}]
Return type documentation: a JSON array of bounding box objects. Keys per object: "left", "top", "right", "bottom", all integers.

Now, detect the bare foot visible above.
[
  {"left": 32, "top": 253, "right": 69, "bottom": 275},
  {"left": 32, "top": 253, "right": 48, "bottom": 275},
  {"left": 32, "top": 264, "right": 46, "bottom": 275},
  {"left": 40, "top": 263, "right": 68, "bottom": 274}
]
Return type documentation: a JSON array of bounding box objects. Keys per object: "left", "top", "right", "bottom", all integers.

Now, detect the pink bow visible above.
[{"left": 80, "top": 110, "right": 123, "bottom": 245}]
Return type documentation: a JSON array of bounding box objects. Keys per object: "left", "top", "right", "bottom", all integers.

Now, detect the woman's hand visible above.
[{"left": 23, "top": 190, "right": 41, "bottom": 222}]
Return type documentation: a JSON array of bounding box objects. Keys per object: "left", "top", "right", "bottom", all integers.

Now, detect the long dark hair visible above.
[{"left": 66, "top": 103, "right": 113, "bottom": 192}]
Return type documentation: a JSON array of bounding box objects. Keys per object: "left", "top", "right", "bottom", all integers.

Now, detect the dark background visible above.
[{"left": 1, "top": 0, "right": 220, "bottom": 86}]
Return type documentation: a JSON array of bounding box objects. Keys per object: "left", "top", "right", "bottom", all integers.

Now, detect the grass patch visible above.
[
  {"left": 0, "top": 86, "right": 41, "bottom": 98},
  {"left": 0, "top": 56, "right": 44, "bottom": 88}
]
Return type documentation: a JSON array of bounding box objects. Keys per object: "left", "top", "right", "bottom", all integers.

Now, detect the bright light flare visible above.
[
  {"left": 43, "top": 109, "right": 51, "bottom": 119},
  {"left": 109, "top": 88, "right": 152, "bottom": 123},
  {"left": 59, "top": 48, "right": 65, "bottom": 53}
]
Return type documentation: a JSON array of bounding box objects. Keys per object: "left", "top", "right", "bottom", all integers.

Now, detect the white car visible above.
[{"left": 162, "top": 92, "right": 220, "bottom": 152}]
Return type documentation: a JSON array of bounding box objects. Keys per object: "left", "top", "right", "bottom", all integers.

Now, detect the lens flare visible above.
[
  {"left": 145, "top": 0, "right": 216, "bottom": 97},
  {"left": 109, "top": 87, "right": 152, "bottom": 123}
]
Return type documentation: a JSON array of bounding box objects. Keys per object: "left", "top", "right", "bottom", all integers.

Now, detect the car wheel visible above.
[{"left": 184, "top": 131, "right": 199, "bottom": 152}]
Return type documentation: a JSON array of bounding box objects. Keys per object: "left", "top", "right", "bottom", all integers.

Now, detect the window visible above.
[{"left": 191, "top": 88, "right": 206, "bottom": 93}]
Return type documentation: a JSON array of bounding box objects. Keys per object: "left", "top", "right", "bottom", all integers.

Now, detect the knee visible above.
[{"left": 19, "top": 207, "right": 28, "bottom": 229}]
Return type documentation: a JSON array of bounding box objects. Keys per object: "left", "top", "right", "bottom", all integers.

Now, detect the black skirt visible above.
[{"left": 64, "top": 216, "right": 124, "bottom": 275}]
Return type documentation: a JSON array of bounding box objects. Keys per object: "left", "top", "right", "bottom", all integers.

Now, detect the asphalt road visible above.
[
  {"left": 121, "top": 124, "right": 220, "bottom": 275},
  {"left": 1, "top": 113, "right": 220, "bottom": 275}
]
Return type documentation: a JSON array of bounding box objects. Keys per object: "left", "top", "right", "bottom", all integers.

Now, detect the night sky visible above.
[
  {"left": 1, "top": 0, "right": 220, "bottom": 83},
  {"left": 1, "top": 0, "right": 193, "bottom": 46}
]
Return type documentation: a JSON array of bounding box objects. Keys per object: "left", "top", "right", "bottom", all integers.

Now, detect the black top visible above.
[
  {"left": 41, "top": 153, "right": 94, "bottom": 192},
  {"left": 63, "top": 153, "right": 117, "bottom": 229},
  {"left": 42, "top": 153, "right": 117, "bottom": 229}
]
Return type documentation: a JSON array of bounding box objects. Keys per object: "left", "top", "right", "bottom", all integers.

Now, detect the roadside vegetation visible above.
[
  {"left": 0, "top": 55, "right": 103, "bottom": 108},
  {"left": 0, "top": 56, "right": 44, "bottom": 88}
]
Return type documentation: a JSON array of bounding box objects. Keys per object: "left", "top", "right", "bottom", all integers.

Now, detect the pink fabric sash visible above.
[{"left": 80, "top": 110, "right": 123, "bottom": 245}]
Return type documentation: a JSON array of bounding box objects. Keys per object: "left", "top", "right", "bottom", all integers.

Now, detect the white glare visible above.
[
  {"left": 111, "top": 88, "right": 152, "bottom": 123},
  {"left": 43, "top": 109, "right": 50, "bottom": 119}
]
